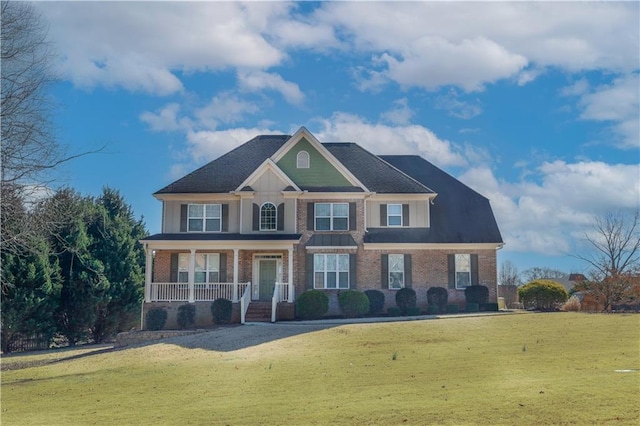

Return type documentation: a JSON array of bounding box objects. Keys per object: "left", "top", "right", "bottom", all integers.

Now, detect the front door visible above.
[{"left": 258, "top": 259, "right": 277, "bottom": 301}]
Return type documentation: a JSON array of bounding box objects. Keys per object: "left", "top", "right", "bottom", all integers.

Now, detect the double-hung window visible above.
[
  {"left": 260, "top": 203, "right": 277, "bottom": 231},
  {"left": 178, "top": 253, "right": 220, "bottom": 283},
  {"left": 387, "top": 204, "right": 403, "bottom": 227},
  {"left": 314, "top": 254, "right": 349, "bottom": 289},
  {"left": 315, "top": 203, "right": 348, "bottom": 231},
  {"left": 188, "top": 204, "right": 221, "bottom": 232},
  {"left": 388, "top": 254, "right": 405, "bottom": 289},
  {"left": 455, "top": 254, "right": 471, "bottom": 289}
]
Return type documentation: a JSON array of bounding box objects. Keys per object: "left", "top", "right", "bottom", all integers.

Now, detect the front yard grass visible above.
[{"left": 2, "top": 313, "right": 639, "bottom": 425}]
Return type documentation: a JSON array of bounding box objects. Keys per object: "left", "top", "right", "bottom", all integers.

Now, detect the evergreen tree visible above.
[
  {"left": 1, "top": 238, "right": 61, "bottom": 352},
  {"left": 88, "top": 188, "right": 146, "bottom": 343}
]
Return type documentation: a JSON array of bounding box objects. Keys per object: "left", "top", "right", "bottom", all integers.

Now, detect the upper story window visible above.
[
  {"left": 387, "top": 204, "right": 403, "bottom": 227},
  {"left": 455, "top": 254, "right": 471, "bottom": 289},
  {"left": 188, "top": 204, "right": 221, "bottom": 232},
  {"left": 260, "top": 202, "right": 277, "bottom": 231},
  {"left": 296, "top": 150, "right": 310, "bottom": 168},
  {"left": 315, "top": 203, "right": 348, "bottom": 231}
]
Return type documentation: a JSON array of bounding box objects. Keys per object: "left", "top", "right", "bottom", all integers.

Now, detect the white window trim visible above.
[
  {"left": 259, "top": 202, "right": 277, "bottom": 231},
  {"left": 297, "top": 150, "right": 310, "bottom": 168},
  {"left": 388, "top": 254, "right": 405, "bottom": 290},
  {"left": 313, "top": 253, "right": 350, "bottom": 289},
  {"left": 315, "top": 203, "right": 349, "bottom": 231},
  {"left": 455, "top": 253, "right": 471, "bottom": 289},
  {"left": 387, "top": 204, "right": 403, "bottom": 227},
  {"left": 187, "top": 203, "right": 222, "bottom": 232}
]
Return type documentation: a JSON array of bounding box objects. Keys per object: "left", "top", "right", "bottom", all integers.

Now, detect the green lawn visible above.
[{"left": 2, "top": 313, "right": 639, "bottom": 425}]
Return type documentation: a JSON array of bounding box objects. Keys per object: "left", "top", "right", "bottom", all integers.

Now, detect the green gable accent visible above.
[{"left": 276, "top": 137, "right": 352, "bottom": 187}]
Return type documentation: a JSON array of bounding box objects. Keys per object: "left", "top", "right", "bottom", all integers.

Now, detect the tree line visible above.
[{"left": 1, "top": 186, "right": 147, "bottom": 352}]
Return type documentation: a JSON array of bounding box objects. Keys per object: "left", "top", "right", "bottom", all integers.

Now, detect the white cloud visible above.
[
  {"left": 435, "top": 89, "right": 483, "bottom": 120},
  {"left": 39, "top": 2, "right": 289, "bottom": 95},
  {"left": 195, "top": 93, "right": 259, "bottom": 129},
  {"left": 237, "top": 70, "right": 304, "bottom": 105},
  {"left": 459, "top": 161, "right": 640, "bottom": 255},
  {"left": 377, "top": 36, "right": 528, "bottom": 92},
  {"left": 380, "top": 98, "right": 414, "bottom": 125},
  {"left": 314, "top": 113, "right": 466, "bottom": 168},
  {"left": 578, "top": 74, "right": 639, "bottom": 148},
  {"left": 140, "top": 103, "right": 188, "bottom": 132},
  {"left": 317, "top": 2, "right": 639, "bottom": 91}
]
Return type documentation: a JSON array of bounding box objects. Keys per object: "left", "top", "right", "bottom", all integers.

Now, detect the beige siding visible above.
[{"left": 366, "top": 200, "right": 430, "bottom": 228}]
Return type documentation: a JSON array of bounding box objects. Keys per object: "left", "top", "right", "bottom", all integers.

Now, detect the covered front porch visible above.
[{"left": 140, "top": 234, "right": 300, "bottom": 324}]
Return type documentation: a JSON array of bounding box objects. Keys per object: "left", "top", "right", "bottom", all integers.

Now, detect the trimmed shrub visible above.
[
  {"left": 211, "top": 298, "right": 233, "bottom": 324},
  {"left": 387, "top": 307, "right": 402, "bottom": 317},
  {"left": 338, "top": 290, "right": 370, "bottom": 318},
  {"left": 146, "top": 308, "right": 167, "bottom": 331},
  {"left": 466, "top": 303, "right": 480, "bottom": 313},
  {"left": 518, "top": 280, "right": 569, "bottom": 311},
  {"left": 364, "top": 290, "right": 385, "bottom": 315},
  {"left": 465, "top": 285, "right": 489, "bottom": 305},
  {"left": 296, "top": 290, "right": 329, "bottom": 320},
  {"left": 395, "top": 288, "right": 417, "bottom": 315},
  {"left": 427, "top": 287, "right": 449, "bottom": 313},
  {"left": 177, "top": 304, "right": 196, "bottom": 329},
  {"left": 406, "top": 306, "right": 422, "bottom": 316},
  {"left": 482, "top": 303, "right": 499, "bottom": 312},
  {"left": 426, "top": 305, "right": 439, "bottom": 315},
  {"left": 446, "top": 303, "right": 460, "bottom": 314}
]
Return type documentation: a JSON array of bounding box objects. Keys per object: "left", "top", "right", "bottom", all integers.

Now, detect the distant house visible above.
[{"left": 140, "top": 127, "right": 503, "bottom": 327}]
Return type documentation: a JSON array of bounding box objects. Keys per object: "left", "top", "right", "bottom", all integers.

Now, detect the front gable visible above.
[{"left": 272, "top": 127, "right": 368, "bottom": 191}]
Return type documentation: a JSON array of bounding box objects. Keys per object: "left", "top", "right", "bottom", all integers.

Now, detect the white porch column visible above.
[
  {"left": 188, "top": 248, "right": 196, "bottom": 303},
  {"left": 232, "top": 248, "right": 239, "bottom": 302},
  {"left": 144, "top": 247, "right": 153, "bottom": 303},
  {"left": 287, "top": 247, "right": 294, "bottom": 303}
]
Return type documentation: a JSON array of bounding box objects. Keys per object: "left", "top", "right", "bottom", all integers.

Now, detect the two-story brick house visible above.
[{"left": 140, "top": 127, "right": 503, "bottom": 327}]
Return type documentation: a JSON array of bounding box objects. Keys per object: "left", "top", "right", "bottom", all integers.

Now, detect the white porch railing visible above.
[
  {"left": 149, "top": 282, "right": 249, "bottom": 302},
  {"left": 240, "top": 281, "right": 252, "bottom": 324},
  {"left": 271, "top": 282, "right": 295, "bottom": 323}
]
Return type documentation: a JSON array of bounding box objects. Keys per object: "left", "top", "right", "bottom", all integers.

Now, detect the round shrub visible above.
[
  {"left": 338, "top": 290, "right": 370, "bottom": 318},
  {"left": 427, "top": 287, "right": 449, "bottom": 313},
  {"left": 146, "top": 308, "right": 167, "bottom": 331},
  {"left": 446, "top": 303, "right": 460, "bottom": 314},
  {"left": 177, "top": 304, "right": 196, "bottom": 329},
  {"left": 482, "top": 302, "right": 499, "bottom": 312},
  {"left": 426, "top": 305, "right": 439, "bottom": 315},
  {"left": 465, "top": 285, "right": 489, "bottom": 305},
  {"left": 518, "top": 280, "right": 568, "bottom": 311},
  {"left": 406, "top": 306, "right": 422, "bottom": 316},
  {"left": 387, "top": 307, "right": 402, "bottom": 317},
  {"left": 364, "top": 290, "right": 385, "bottom": 315},
  {"left": 296, "top": 290, "right": 329, "bottom": 320},
  {"left": 395, "top": 288, "right": 417, "bottom": 315},
  {"left": 465, "top": 302, "right": 479, "bottom": 313},
  {"left": 211, "top": 298, "right": 233, "bottom": 324}
]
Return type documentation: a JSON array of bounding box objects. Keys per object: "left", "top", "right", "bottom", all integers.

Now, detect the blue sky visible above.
[{"left": 37, "top": 1, "right": 639, "bottom": 276}]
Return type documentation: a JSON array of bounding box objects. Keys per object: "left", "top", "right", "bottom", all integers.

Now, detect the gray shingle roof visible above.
[
  {"left": 154, "top": 135, "right": 290, "bottom": 194},
  {"left": 379, "top": 155, "right": 503, "bottom": 244},
  {"left": 324, "top": 143, "right": 434, "bottom": 194}
]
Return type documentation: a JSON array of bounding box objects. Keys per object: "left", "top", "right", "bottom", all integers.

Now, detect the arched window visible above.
[
  {"left": 296, "top": 150, "right": 310, "bottom": 168},
  {"left": 260, "top": 202, "right": 277, "bottom": 231}
]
